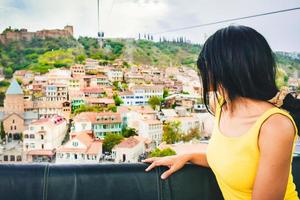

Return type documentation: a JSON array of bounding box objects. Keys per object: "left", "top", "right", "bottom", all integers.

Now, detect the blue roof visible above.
[{"left": 6, "top": 79, "right": 23, "bottom": 95}]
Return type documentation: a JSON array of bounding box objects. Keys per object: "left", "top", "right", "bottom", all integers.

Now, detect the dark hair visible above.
[{"left": 197, "top": 25, "right": 300, "bottom": 133}]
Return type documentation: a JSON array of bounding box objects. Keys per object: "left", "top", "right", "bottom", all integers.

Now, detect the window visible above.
[
  {"left": 41, "top": 126, "right": 44, "bottom": 131},
  {"left": 30, "top": 134, "right": 35, "bottom": 139},
  {"left": 41, "top": 135, "right": 44, "bottom": 140},
  {"left": 14, "top": 126, "right": 16, "bottom": 130},
  {"left": 30, "top": 143, "right": 35, "bottom": 148},
  {"left": 10, "top": 155, "right": 15, "bottom": 162},
  {"left": 12, "top": 119, "right": 15, "bottom": 124},
  {"left": 74, "top": 154, "right": 78, "bottom": 159},
  {"left": 81, "top": 123, "right": 87, "bottom": 130},
  {"left": 66, "top": 153, "right": 70, "bottom": 159},
  {"left": 72, "top": 141, "right": 78, "bottom": 147},
  {"left": 17, "top": 156, "right": 22, "bottom": 162},
  {"left": 41, "top": 144, "right": 44, "bottom": 149},
  {"left": 4, "top": 155, "right": 8, "bottom": 161},
  {"left": 24, "top": 134, "right": 28, "bottom": 139}
]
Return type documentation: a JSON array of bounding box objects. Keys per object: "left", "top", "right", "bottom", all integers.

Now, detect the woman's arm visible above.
[
  {"left": 252, "top": 114, "right": 296, "bottom": 200},
  {"left": 187, "top": 152, "right": 210, "bottom": 168},
  {"left": 143, "top": 152, "right": 209, "bottom": 179}
]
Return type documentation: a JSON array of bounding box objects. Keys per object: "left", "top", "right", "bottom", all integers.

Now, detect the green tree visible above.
[
  {"left": 75, "top": 54, "right": 86, "bottom": 64},
  {"left": 276, "top": 68, "right": 288, "bottom": 88},
  {"left": 180, "top": 126, "right": 201, "bottom": 142},
  {"left": 113, "top": 94, "right": 123, "bottom": 106},
  {"left": 113, "top": 81, "right": 122, "bottom": 91},
  {"left": 182, "top": 91, "right": 189, "bottom": 95},
  {"left": 38, "top": 49, "right": 75, "bottom": 67},
  {"left": 149, "top": 148, "right": 176, "bottom": 157},
  {"left": 163, "top": 121, "right": 182, "bottom": 144},
  {"left": 297, "top": 85, "right": 300, "bottom": 93},
  {"left": 4, "top": 67, "right": 13, "bottom": 78},
  {"left": 107, "top": 104, "right": 117, "bottom": 112},
  {"left": 103, "top": 133, "right": 124, "bottom": 152},
  {"left": 148, "top": 96, "right": 163, "bottom": 110},
  {"left": 163, "top": 88, "right": 169, "bottom": 98},
  {"left": 122, "top": 127, "right": 138, "bottom": 138},
  {"left": 0, "top": 92, "right": 5, "bottom": 106},
  {"left": 73, "top": 104, "right": 103, "bottom": 115},
  {"left": 0, "top": 121, "right": 5, "bottom": 141},
  {"left": 121, "top": 83, "right": 128, "bottom": 90}
]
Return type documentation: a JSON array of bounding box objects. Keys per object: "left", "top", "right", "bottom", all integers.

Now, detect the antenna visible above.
[{"left": 97, "top": 0, "right": 104, "bottom": 47}]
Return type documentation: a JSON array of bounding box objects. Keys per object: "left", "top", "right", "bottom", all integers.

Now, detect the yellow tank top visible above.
[{"left": 206, "top": 98, "right": 299, "bottom": 200}]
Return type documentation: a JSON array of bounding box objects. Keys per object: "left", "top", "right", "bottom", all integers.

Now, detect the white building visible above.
[
  {"left": 45, "top": 84, "right": 68, "bottom": 101},
  {"left": 119, "top": 85, "right": 163, "bottom": 106},
  {"left": 71, "top": 112, "right": 123, "bottom": 139},
  {"left": 106, "top": 69, "right": 123, "bottom": 82},
  {"left": 23, "top": 115, "right": 67, "bottom": 162},
  {"left": 118, "top": 106, "right": 163, "bottom": 147},
  {"left": 166, "top": 114, "right": 201, "bottom": 134},
  {"left": 112, "top": 136, "right": 147, "bottom": 163},
  {"left": 56, "top": 131, "right": 102, "bottom": 164}
]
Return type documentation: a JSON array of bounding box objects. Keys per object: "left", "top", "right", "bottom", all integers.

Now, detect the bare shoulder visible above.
[{"left": 260, "top": 113, "right": 296, "bottom": 144}]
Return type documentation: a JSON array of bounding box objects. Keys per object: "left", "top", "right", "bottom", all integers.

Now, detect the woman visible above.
[{"left": 142, "top": 25, "right": 300, "bottom": 199}]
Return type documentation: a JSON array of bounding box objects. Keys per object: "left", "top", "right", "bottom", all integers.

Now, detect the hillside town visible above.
[
  {"left": 0, "top": 26, "right": 299, "bottom": 164},
  {"left": 0, "top": 57, "right": 219, "bottom": 164}
]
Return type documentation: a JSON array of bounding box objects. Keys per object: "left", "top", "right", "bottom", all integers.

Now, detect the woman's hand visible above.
[{"left": 142, "top": 154, "right": 191, "bottom": 179}]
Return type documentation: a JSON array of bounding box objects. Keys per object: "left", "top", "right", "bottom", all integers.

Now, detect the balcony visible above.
[{"left": 0, "top": 156, "right": 300, "bottom": 200}]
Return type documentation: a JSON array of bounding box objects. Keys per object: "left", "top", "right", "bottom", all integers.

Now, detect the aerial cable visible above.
[{"left": 150, "top": 7, "right": 300, "bottom": 35}]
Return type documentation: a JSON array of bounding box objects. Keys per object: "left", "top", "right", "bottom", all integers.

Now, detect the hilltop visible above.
[{"left": 0, "top": 35, "right": 299, "bottom": 77}]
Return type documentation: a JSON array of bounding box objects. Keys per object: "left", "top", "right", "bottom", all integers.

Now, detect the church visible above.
[{"left": 0, "top": 79, "right": 38, "bottom": 141}]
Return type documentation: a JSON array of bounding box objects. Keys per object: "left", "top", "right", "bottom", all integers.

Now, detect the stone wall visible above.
[{"left": 0, "top": 25, "right": 73, "bottom": 44}]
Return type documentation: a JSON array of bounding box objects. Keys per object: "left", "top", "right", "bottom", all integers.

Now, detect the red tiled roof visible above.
[
  {"left": 86, "top": 141, "right": 102, "bottom": 155},
  {"left": 115, "top": 137, "right": 140, "bottom": 148},
  {"left": 96, "top": 74, "right": 108, "bottom": 78},
  {"left": 81, "top": 87, "right": 104, "bottom": 94},
  {"left": 57, "top": 132, "right": 102, "bottom": 155},
  {"left": 143, "top": 119, "right": 162, "bottom": 125},
  {"left": 85, "top": 97, "right": 114, "bottom": 104},
  {"left": 27, "top": 149, "right": 55, "bottom": 156},
  {"left": 117, "top": 106, "right": 155, "bottom": 114},
  {"left": 118, "top": 91, "right": 134, "bottom": 96},
  {"left": 31, "top": 115, "right": 65, "bottom": 126},
  {"left": 73, "top": 112, "right": 122, "bottom": 124}
]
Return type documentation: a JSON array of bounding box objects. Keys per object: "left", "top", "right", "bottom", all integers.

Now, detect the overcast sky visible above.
[{"left": 1, "top": 0, "right": 300, "bottom": 52}]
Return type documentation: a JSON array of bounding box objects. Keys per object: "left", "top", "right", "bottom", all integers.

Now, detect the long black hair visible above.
[{"left": 197, "top": 25, "right": 300, "bottom": 133}]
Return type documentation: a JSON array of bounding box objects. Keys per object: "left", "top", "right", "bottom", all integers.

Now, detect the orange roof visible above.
[
  {"left": 85, "top": 97, "right": 114, "bottom": 104},
  {"left": 117, "top": 105, "right": 155, "bottom": 114},
  {"left": 143, "top": 119, "right": 162, "bottom": 125},
  {"left": 96, "top": 74, "right": 107, "bottom": 78},
  {"left": 131, "top": 85, "right": 164, "bottom": 90},
  {"left": 27, "top": 149, "right": 55, "bottom": 156},
  {"left": 115, "top": 137, "right": 140, "bottom": 148},
  {"left": 118, "top": 91, "right": 134, "bottom": 96},
  {"left": 70, "top": 130, "right": 93, "bottom": 138},
  {"left": 57, "top": 132, "right": 102, "bottom": 155},
  {"left": 56, "top": 148, "right": 86, "bottom": 154},
  {"left": 81, "top": 87, "right": 104, "bottom": 94},
  {"left": 31, "top": 115, "right": 65, "bottom": 126},
  {"left": 76, "top": 131, "right": 94, "bottom": 146},
  {"left": 73, "top": 112, "right": 121, "bottom": 124},
  {"left": 86, "top": 141, "right": 102, "bottom": 155}
]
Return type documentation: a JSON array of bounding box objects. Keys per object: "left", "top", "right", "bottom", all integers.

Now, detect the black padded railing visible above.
[{"left": 0, "top": 156, "right": 299, "bottom": 200}]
